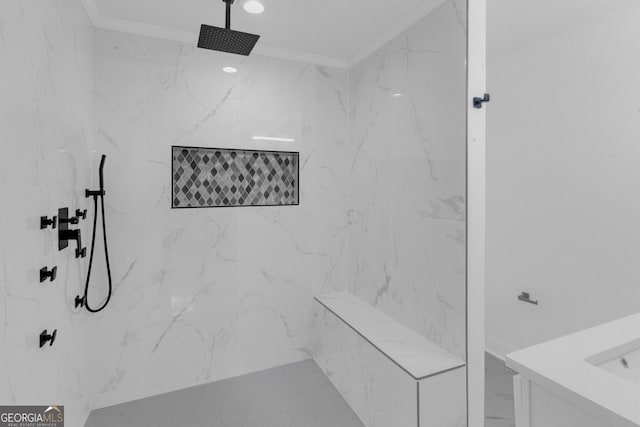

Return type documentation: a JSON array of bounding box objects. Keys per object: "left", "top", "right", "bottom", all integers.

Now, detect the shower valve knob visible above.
[
  {"left": 74, "top": 295, "right": 85, "bottom": 309},
  {"left": 39, "top": 266, "right": 57, "bottom": 283},
  {"left": 76, "top": 247, "right": 87, "bottom": 259},
  {"left": 76, "top": 209, "right": 87, "bottom": 220},
  {"left": 40, "top": 216, "right": 57, "bottom": 230},
  {"left": 39, "top": 329, "right": 57, "bottom": 348}
]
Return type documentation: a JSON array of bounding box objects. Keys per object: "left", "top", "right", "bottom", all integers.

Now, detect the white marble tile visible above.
[
  {"left": 0, "top": 2, "right": 469, "bottom": 423},
  {"left": 347, "top": 0, "right": 467, "bottom": 361},
  {"left": 313, "top": 300, "right": 418, "bottom": 427},
  {"left": 316, "top": 292, "right": 464, "bottom": 379},
  {"left": 0, "top": 1, "right": 95, "bottom": 425},
  {"left": 89, "top": 29, "right": 350, "bottom": 408}
]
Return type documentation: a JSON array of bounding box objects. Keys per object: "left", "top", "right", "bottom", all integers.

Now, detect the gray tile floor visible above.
[
  {"left": 485, "top": 353, "right": 516, "bottom": 427},
  {"left": 86, "top": 354, "right": 517, "bottom": 427},
  {"left": 85, "top": 360, "right": 365, "bottom": 427}
]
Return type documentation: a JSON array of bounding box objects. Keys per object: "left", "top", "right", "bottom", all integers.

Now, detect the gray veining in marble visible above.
[
  {"left": 347, "top": 0, "right": 468, "bottom": 361},
  {"left": 485, "top": 353, "right": 516, "bottom": 427},
  {"left": 84, "top": 360, "right": 365, "bottom": 427}
]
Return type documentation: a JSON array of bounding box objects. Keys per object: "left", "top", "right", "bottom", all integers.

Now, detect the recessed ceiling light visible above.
[
  {"left": 223, "top": 66, "right": 238, "bottom": 74},
  {"left": 243, "top": 0, "right": 265, "bottom": 14},
  {"left": 253, "top": 136, "right": 295, "bottom": 143},
  {"left": 392, "top": 93, "right": 404, "bottom": 98}
]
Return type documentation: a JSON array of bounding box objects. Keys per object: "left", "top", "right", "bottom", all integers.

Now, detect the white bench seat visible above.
[
  {"left": 313, "top": 291, "right": 467, "bottom": 427},
  {"left": 315, "top": 291, "right": 464, "bottom": 380}
]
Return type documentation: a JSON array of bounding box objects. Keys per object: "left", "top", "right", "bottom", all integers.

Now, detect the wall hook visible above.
[
  {"left": 473, "top": 93, "right": 491, "bottom": 109},
  {"left": 39, "top": 329, "right": 57, "bottom": 348},
  {"left": 39, "top": 266, "right": 57, "bottom": 283}
]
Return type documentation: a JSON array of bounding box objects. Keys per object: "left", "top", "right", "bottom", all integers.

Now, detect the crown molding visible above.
[
  {"left": 81, "top": 0, "right": 447, "bottom": 71},
  {"left": 347, "top": 0, "right": 447, "bottom": 68},
  {"left": 80, "top": 0, "right": 348, "bottom": 69}
]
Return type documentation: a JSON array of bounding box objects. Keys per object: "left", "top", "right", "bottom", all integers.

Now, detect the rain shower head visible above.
[
  {"left": 198, "top": 25, "right": 260, "bottom": 56},
  {"left": 198, "top": 0, "right": 261, "bottom": 56}
]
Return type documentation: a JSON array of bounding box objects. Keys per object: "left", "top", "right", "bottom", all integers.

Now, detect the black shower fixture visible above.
[
  {"left": 79, "top": 154, "right": 113, "bottom": 314},
  {"left": 39, "top": 266, "right": 57, "bottom": 283},
  {"left": 40, "top": 215, "right": 57, "bottom": 230},
  {"left": 58, "top": 207, "right": 87, "bottom": 258},
  {"left": 39, "top": 329, "right": 57, "bottom": 348},
  {"left": 198, "top": 0, "right": 261, "bottom": 56}
]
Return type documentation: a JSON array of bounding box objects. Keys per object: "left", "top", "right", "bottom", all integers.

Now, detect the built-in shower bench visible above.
[{"left": 312, "top": 291, "right": 466, "bottom": 427}]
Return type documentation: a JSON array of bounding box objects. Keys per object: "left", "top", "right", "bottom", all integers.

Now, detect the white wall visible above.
[
  {"left": 486, "top": 2, "right": 640, "bottom": 357},
  {"left": 0, "top": 0, "right": 95, "bottom": 425},
  {"left": 348, "top": 0, "right": 468, "bottom": 359},
  {"left": 89, "top": 29, "right": 350, "bottom": 408}
]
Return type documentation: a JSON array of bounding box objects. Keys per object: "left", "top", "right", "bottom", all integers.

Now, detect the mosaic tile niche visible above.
[{"left": 172, "top": 146, "right": 300, "bottom": 208}]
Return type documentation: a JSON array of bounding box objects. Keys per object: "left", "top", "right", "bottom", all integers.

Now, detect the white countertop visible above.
[
  {"left": 506, "top": 312, "right": 640, "bottom": 426},
  {"left": 315, "top": 291, "right": 465, "bottom": 380}
]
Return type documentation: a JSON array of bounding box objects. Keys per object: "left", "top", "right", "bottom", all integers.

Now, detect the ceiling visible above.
[
  {"left": 83, "top": 0, "right": 447, "bottom": 68},
  {"left": 83, "top": 0, "right": 638, "bottom": 68}
]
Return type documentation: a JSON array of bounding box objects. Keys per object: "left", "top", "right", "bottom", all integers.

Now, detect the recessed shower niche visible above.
[{"left": 172, "top": 146, "right": 299, "bottom": 208}]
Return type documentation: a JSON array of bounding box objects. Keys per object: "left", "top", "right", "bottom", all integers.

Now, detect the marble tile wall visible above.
[
  {"left": 312, "top": 301, "right": 418, "bottom": 427},
  {"left": 347, "top": 0, "right": 468, "bottom": 359},
  {"left": 313, "top": 296, "right": 467, "bottom": 427},
  {"left": 0, "top": 1, "right": 469, "bottom": 419},
  {"left": 89, "top": 29, "right": 350, "bottom": 408},
  {"left": 0, "top": 1, "right": 95, "bottom": 425}
]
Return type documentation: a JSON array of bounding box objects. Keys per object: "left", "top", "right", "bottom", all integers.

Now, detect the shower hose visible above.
[{"left": 83, "top": 190, "right": 112, "bottom": 313}]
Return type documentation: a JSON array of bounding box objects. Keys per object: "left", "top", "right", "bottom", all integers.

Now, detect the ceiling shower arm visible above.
[{"left": 224, "top": 0, "right": 235, "bottom": 30}]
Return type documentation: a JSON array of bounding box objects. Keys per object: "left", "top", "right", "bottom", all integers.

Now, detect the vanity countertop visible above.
[{"left": 506, "top": 312, "right": 640, "bottom": 427}]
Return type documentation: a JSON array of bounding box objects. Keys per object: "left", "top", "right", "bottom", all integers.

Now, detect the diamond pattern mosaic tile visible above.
[{"left": 172, "top": 147, "right": 299, "bottom": 208}]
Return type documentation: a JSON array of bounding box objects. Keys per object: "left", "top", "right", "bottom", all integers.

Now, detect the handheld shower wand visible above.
[
  {"left": 78, "top": 155, "right": 113, "bottom": 313},
  {"left": 86, "top": 155, "right": 106, "bottom": 198},
  {"left": 99, "top": 154, "right": 106, "bottom": 192}
]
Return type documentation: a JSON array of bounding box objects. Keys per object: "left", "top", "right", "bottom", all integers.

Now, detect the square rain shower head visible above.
[{"left": 198, "top": 24, "right": 261, "bottom": 56}]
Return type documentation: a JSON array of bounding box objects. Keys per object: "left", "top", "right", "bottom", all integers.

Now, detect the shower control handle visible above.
[
  {"left": 59, "top": 226, "right": 84, "bottom": 258},
  {"left": 60, "top": 215, "right": 79, "bottom": 225},
  {"left": 40, "top": 216, "right": 57, "bottom": 230},
  {"left": 39, "top": 329, "right": 57, "bottom": 348},
  {"left": 75, "top": 295, "right": 85, "bottom": 309},
  {"left": 39, "top": 266, "right": 57, "bottom": 283},
  {"left": 76, "top": 209, "right": 87, "bottom": 220},
  {"left": 76, "top": 247, "right": 87, "bottom": 259}
]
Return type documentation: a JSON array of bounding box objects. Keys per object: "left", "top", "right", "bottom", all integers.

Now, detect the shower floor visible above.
[
  {"left": 86, "top": 354, "right": 516, "bottom": 426},
  {"left": 84, "top": 360, "right": 365, "bottom": 427}
]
